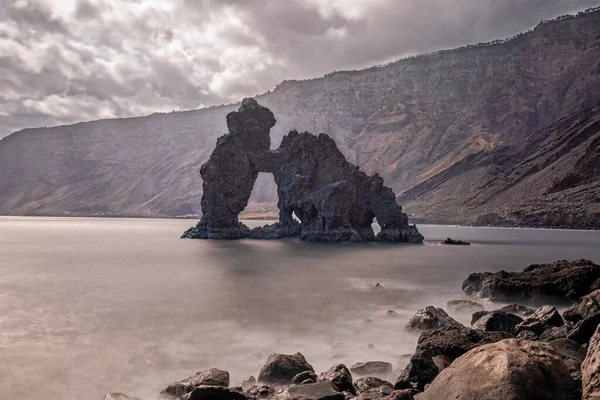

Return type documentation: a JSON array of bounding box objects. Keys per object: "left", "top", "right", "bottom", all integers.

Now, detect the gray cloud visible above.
[{"left": 0, "top": 0, "right": 598, "bottom": 138}]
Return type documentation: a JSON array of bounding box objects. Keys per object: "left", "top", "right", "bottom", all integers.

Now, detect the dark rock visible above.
[
  {"left": 550, "top": 339, "right": 587, "bottom": 386},
  {"left": 349, "top": 362, "right": 393, "bottom": 378},
  {"left": 275, "top": 382, "right": 345, "bottom": 400},
  {"left": 471, "top": 310, "right": 489, "bottom": 325},
  {"left": 539, "top": 325, "right": 569, "bottom": 341},
  {"left": 181, "top": 386, "right": 250, "bottom": 400},
  {"left": 515, "top": 320, "right": 551, "bottom": 336},
  {"left": 442, "top": 238, "right": 471, "bottom": 245},
  {"left": 567, "top": 313, "right": 600, "bottom": 345},
  {"left": 407, "top": 306, "right": 463, "bottom": 330},
  {"left": 386, "top": 310, "right": 399, "bottom": 317},
  {"left": 182, "top": 98, "right": 423, "bottom": 243},
  {"left": 472, "top": 311, "right": 523, "bottom": 333},
  {"left": 317, "top": 364, "right": 353, "bottom": 393},
  {"left": 258, "top": 352, "right": 314, "bottom": 387},
  {"left": 446, "top": 299, "right": 485, "bottom": 313},
  {"left": 370, "top": 283, "right": 385, "bottom": 291},
  {"left": 582, "top": 325, "right": 600, "bottom": 400},
  {"left": 497, "top": 304, "right": 535, "bottom": 317},
  {"left": 353, "top": 377, "right": 394, "bottom": 394},
  {"left": 419, "top": 339, "right": 579, "bottom": 400},
  {"left": 461, "top": 259, "right": 600, "bottom": 303},
  {"left": 163, "top": 368, "right": 230, "bottom": 398},
  {"left": 104, "top": 394, "right": 142, "bottom": 400},
  {"left": 516, "top": 330, "right": 539, "bottom": 340},
  {"left": 394, "top": 327, "right": 513, "bottom": 391},
  {"left": 563, "top": 289, "right": 600, "bottom": 322},
  {"left": 246, "top": 385, "right": 275, "bottom": 399},
  {"left": 242, "top": 376, "right": 257, "bottom": 391},
  {"left": 292, "top": 371, "right": 318, "bottom": 385},
  {"left": 529, "top": 305, "right": 564, "bottom": 326}
]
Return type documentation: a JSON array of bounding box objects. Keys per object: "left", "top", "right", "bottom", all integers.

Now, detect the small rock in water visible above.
[
  {"left": 369, "top": 283, "right": 385, "bottom": 291},
  {"left": 241, "top": 376, "right": 256, "bottom": 390},
  {"left": 446, "top": 299, "right": 485, "bottom": 313},
  {"left": 350, "top": 361, "right": 393, "bottom": 378},
  {"left": 407, "top": 306, "right": 463, "bottom": 330},
  {"left": 442, "top": 238, "right": 471, "bottom": 245},
  {"left": 258, "top": 352, "right": 314, "bottom": 387},
  {"left": 317, "top": 364, "right": 354, "bottom": 393}
]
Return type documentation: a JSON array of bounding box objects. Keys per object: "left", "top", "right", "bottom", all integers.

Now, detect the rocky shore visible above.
[{"left": 106, "top": 259, "right": 600, "bottom": 400}]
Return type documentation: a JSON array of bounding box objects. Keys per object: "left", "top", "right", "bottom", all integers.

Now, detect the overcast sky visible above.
[{"left": 1, "top": 0, "right": 598, "bottom": 137}]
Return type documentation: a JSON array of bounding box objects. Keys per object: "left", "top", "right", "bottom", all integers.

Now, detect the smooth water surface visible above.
[{"left": 0, "top": 217, "right": 599, "bottom": 399}]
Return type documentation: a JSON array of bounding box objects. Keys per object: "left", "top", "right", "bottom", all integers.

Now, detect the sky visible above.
[{"left": 0, "top": 0, "right": 599, "bottom": 138}]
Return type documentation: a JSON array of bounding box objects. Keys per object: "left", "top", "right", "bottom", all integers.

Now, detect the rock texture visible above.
[
  {"left": 582, "top": 325, "right": 600, "bottom": 400},
  {"left": 462, "top": 259, "right": 600, "bottom": 303},
  {"left": 258, "top": 352, "right": 315, "bottom": 387},
  {"left": 1, "top": 10, "right": 599, "bottom": 230},
  {"left": 419, "top": 339, "right": 579, "bottom": 400},
  {"left": 182, "top": 98, "right": 422, "bottom": 242},
  {"left": 163, "top": 368, "right": 230, "bottom": 398},
  {"left": 407, "top": 306, "right": 463, "bottom": 330}
]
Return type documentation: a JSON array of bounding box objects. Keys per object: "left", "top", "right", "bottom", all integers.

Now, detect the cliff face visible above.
[{"left": 0, "top": 10, "right": 599, "bottom": 227}]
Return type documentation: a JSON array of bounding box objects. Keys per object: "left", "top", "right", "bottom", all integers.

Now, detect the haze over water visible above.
[{"left": 1, "top": 217, "right": 599, "bottom": 399}]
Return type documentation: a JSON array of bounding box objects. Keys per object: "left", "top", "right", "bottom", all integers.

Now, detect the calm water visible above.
[{"left": 0, "top": 217, "right": 599, "bottom": 399}]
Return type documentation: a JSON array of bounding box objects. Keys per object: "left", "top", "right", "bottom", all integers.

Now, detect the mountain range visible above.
[{"left": 1, "top": 7, "right": 599, "bottom": 229}]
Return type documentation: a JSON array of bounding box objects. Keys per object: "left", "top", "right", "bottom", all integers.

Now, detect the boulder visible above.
[
  {"left": 461, "top": 259, "right": 600, "bottom": 303},
  {"left": 582, "top": 325, "right": 600, "bottom": 400},
  {"left": 567, "top": 313, "right": 600, "bottom": 345},
  {"left": 246, "top": 385, "right": 275, "bottom": 399},
  {"left": 317, "top": 364, "right": 353, "bottom": 393},
  {"left": 292, "top": 371, "right": 318, "bottom": 385},
  {"left": 471, "top": 310, "right": 489, "bottom": 325},
  {"left": 472, "top": 311, "right": 523, "bottom": 333},
  {"left": 349, "top": 362, "right": 393, "bottom": 378},
  {"left": 258, "top": 353, "right": 315, "bottom": 387},
  {"left": 563, "top": 289, "right": 600, "bottom": 322},
  {"left": 182, "top": 386, "right": 250, "bottom": 400},
  {"left": 446, "top": 299, "right": 484, "bottom": 313},
  {"left": 353, "top": 377, "right": 394, "bottom": 395},
  {"left": 104, "top": 394, "right": 141, "bottom": 400},
  {"left": 394, "top": 327, "right": 513, "bottom": 390},
  {"left": 242, "top": 376, "right": 257, "bottom": 390},
  {"left": 407, "top": 306, "right": 463, "bottom": 330},
  {"left": 274, "top": 382, "right": 345, "bottom": 400},
  {"left": 515, "top": 305, "right": 564, "bottom": 336},
  {"left": 539, "top": 325, "right": 569, "bottom": 341},
  {"left": 419, "top": 339, "right": 579, "bottom": 400},
  {"left": 163, "top": 368, "right": 230, "bottom": 398}
]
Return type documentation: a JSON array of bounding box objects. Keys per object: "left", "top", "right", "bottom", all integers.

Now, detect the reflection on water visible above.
[{"left": 0, "top": 217, "right": 599, "bottom": 399}]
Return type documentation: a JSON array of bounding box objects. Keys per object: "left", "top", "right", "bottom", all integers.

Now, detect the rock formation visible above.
[{"left": 182, "top": 98, "right": 423, "bottom": 243}]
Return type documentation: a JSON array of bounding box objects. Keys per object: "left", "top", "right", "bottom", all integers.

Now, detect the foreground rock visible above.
[
  {"left": 515, "top": 305, "right": 564, "bottom": 336},
  {"left": 316, "top": 364, "right": 353, "bottom": 393},
  {"left": 182, "top": 98, "right": 423, "bottom": 243},
  {"left": 568, "top": 313, "right": 600, "bottom": 344},
  {"left": 462, "top": 259, "right": 600, "bottom": 303},
  {"left": 446, "top": 299, "right": 484, "bottom": 313},
  {"left": 472, "top": 311, "right": 522, "bottom": 333},
  {"left": 163, "top": 368, "right": 230, "bottom": 398},
  {"left": 419, "top": 339, "right": 579, "bottom": 400},
  {"left": 550, "top": 338, "right": 587, "bottom": 386},
  {"left": 275, "top": 382, "right": 345, "bottom": 400},
  {"left": 564, "top": 289, "right": 600, "bottom": 322},
  {"left": 582, "top": 325, "right": 600, "bottom": 400},
  {"left": 258, "top": 352, "right": 314, "bottom": 387},
  {"left": 350, "top": 361, "right": 393, "bottom": 378},
  {"left": 394, "top": 327, "right": 512, "bottom": 390},
  {"left": 181, "top": 386, "right": 249, "bottom": 400},
  {"left": 407, "top": 306, "right": 463, "bottom": 330}
]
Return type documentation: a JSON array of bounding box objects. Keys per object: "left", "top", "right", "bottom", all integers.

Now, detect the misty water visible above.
[{"left": 1, "top": 217, "right": 600, "bottom": 399}]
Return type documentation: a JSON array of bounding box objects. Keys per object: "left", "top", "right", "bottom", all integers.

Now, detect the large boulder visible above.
[
  {"left": 582, "top": 325, "right": 600, "bottom": 400},
  {"left": 564, "top": 289, "right": 600, "bottom": 322},
  {"left": 353, "top": 377, "right": 394, "bottom": 395},
  {"left": 181, "top": 386, "right": 250, "bottom": 400},
  {"left": 446, "top": 300, "right": 485, "bottom": 313},
  {"left": 472, "top": 311, "right": 523, "bottom": 333},
  {"left": 394, "top": 327, "right": 513, "bottom": 391},
  {"left": 350, "top": 361, "right": 393, "bottom": 378},
  {"left": 317, "top": 364, "right": 353, "bottom": 393},
  {"left": 462, "top": 259, "right": 600, "bottom": 303},
  {"left": 407, "top": 306, "right": 463, "bottom": 330},
  {"left": 275, "top": 382, "right": 345, "bottom": 400},
  {"left": 163, "top": 368, "right": 230, "bottom": 398},
  {"left": 258, "top": 353, "right": 315, "bottom": 387},
  {"left": 419, "top": 339, "right": 579, "bottom": 400}
]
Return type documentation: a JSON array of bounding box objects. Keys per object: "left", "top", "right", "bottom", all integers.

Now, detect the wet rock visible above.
[
  {"left": 394, "top": 327, "right": 513, "bottom": 391},
  {"left": 472, "top": 311, "right": 523, "bottom": 333},
  {"left": 246, "top": 385, "right": 275, "bottom": 399},
  {"left": 292, "top": 371, "right": 318, "bottom": 385},
  {"left": 242, "top": 376, "right": 257, "bottom": 391},
  {"left": 419, "top": 339, "right": 579, "bottom": 400},
  {"left": 446, "top": 299, "right": 485, "bottom": 313},
  {"left": 407, "top": 306, "right": 463, "bottom": 330},
  {"left": 317, "top": 364, "right": 353, "bottom": 393},
  {"left": 386, "top": 310, "right": 399, "bottom": 317},
  {"left": 369, "top": 283, "right": 385, "bottom": 291},
  {"left": 104, "top": 394, "right": 142, "bottom": 400},
  {"left": 563, "top": 289, "right": 600, "bottom": 322},
  {"left": 567, "top": 313, "right": 600, "bottom": 345},
  {"left": 462, "top": 259, "right": 600, "bottom": 303},
  {"left": 349, "top": 361, "right": 393, "bottom": 378},
  {"left": 353, "top": 377, "right": 394, "bottom": 394},
  {"left": 182, "top": 386, "right": 251, "bottom": 400},
  {"left": 163, "top": 368, "right": 230, "bottom": 398},
  {"left": 497, "top": 304, "right": 535, "bottom": 317},
  {"left": 258, "top": 352, "right": 315, "bottom": 387},
  {"left": 582, "top": 325, "right": 600, "bottom": 400},
  {"left": 275, "top": 382, "right": 345, "bottom": 400},
  {"left": 183, "top": 98, "right": 423, "bottom": 243}
]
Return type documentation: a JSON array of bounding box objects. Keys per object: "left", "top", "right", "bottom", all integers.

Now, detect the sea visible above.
[{"left": 1, "top": 216, "right": 599, "bottom": 399}]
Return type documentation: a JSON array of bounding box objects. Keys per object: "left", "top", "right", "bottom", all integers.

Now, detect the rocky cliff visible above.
[{"left": 0, "top": 9, "right": 599, "bottom": 227}]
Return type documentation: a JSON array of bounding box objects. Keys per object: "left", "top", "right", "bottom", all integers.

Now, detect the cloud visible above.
[{"left": 0, "top": 0, "right": 598, "bottom": 137}]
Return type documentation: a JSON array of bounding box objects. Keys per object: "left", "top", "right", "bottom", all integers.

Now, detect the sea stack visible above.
[{"left": 182, "top": 98, "right": 423, "bottom": 243}]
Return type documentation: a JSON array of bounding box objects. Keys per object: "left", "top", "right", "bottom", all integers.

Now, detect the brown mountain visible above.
[{"left": 1, "top": 8, "right": 599, "bottom": 228}]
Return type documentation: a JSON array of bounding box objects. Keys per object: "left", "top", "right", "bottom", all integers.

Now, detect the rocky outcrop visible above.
[
  {"left": 258, "top": 352, "right": 315, "bottom": 387},
  {"left": 582, "top": 325, "right": 600, "bottom": 400},
  {"left": 407, "top": 306, "right": 463, "bottom": 330},
  {"left": 182, "top": 99, "right": 423, "bottom": 243},
  {"left": 462, "top": 259, "right": 600, "bottom": 303},
  {"left": 162, "top": 368, "right": 230, "bottom": 398},
  {"left": 419, "top": 339, "right": 579, "bottom": 400}
]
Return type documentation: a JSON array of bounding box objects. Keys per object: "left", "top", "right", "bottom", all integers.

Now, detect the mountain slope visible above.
[{"left": 0, "top": 8, "right": 599, "bottom": 227}]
